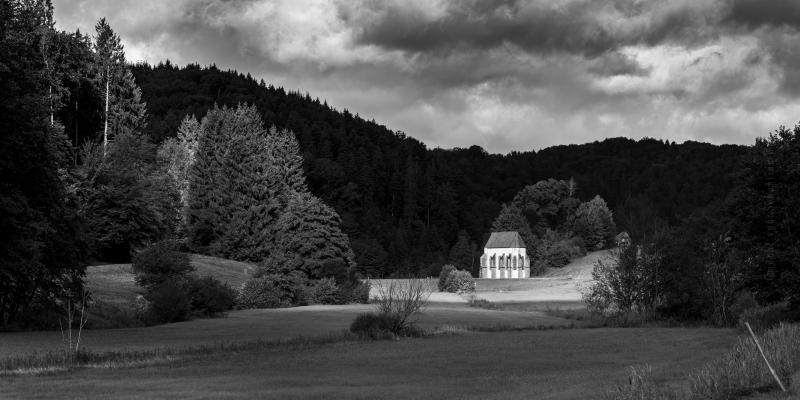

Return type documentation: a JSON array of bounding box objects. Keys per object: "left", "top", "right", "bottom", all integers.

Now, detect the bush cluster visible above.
[
  {"left": 132, "top": 242, "right": 236, "bottom": 325},
  {"left": 131, "top": 242, "right": 194, "bottom": 288},
  {"left": 438, "top": 264, "right": 457, "bottom": 291},
  {"left": 237, "top": 272, "right": 371, "bottom": 309},
  {"left": 442, "top": 270, "right": 475, "bottom": 293},
  {"left": 439, "top": 267, "right": 475, "bottom": 293}
]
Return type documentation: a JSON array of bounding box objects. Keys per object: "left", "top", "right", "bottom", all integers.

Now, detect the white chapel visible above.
[{"left": 479, "top": 231, "right": 530, "bottom": 279}]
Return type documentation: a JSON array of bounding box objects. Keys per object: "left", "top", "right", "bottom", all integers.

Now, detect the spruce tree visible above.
[
  {"left": 93, "top": 18, "right": 145, "bottom": 146},
  {"left": 272, "top": 191, "right": 356, "bottom": 280},
  {"left": 448, "top": 230, "right": 475, "bottom": 272},
  {"left": 491, "top": 204, "right": 538, "bottom": 258},
  {"left": 267, "top": 126, "right": 307, "bottom": 198}
]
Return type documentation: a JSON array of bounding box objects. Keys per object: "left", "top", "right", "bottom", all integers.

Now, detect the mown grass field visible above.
[
  {"left": 0, "top": 327, "right": 738, "bottom": 399},
  {"left": 0, "top": 250, "right": 757, "bottom": 399},
  {"left": 0, "top": 304, "right": 574, "bottom": 357}
]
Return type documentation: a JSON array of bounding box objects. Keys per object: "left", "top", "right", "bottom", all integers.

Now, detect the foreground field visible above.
[
  {"left": 0, "top": 304, "right": 572, "bottom": 357},
  {"left": 0, "top": 327, "right": 738, "bottom": 399}
]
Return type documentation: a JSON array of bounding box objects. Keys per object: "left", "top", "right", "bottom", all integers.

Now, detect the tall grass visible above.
[
  {"left": 606, "top": 323, "right": 800, "bottom": 399},
  {"left": 605, "top": 364, "right": 681, "bottom": 400},
  {"left": 688, "top": 323, "right": 800, "bottom": 398}
]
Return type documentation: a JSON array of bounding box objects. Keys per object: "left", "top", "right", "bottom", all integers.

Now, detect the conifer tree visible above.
[
  {"left": 266, "top": 126, "right": 308, "bottom": 201},
  {"left": 272, "top": 191, "right": 356, "bottom": 280},
  {"left": 448, "top": 230, "right": 475, "bottom": 272},
  {"left": 93, "top": 18, "right": 145, "bottom": 149},
  {"left": 491, "top": 204, "right": 538, "bottom": 258}
]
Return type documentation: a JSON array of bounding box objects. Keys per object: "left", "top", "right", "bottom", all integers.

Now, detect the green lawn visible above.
[{"left": 0, "top": 327, "right": 738, "bottom": 399}]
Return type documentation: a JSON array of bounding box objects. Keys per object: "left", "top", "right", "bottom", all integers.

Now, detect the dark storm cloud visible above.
[
  {"left": 724, "top": 0, "right": 800, "bottom": 30},
  {"left": 53, "top": 0, "right": 800, "bottom": 152},
  {"left": 353, "top": 0, "right": 720, "bottom": 57}
]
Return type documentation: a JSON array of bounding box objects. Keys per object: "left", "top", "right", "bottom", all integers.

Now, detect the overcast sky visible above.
[{"left": 55, "top": 0, "right": 800, "bottom": 153}]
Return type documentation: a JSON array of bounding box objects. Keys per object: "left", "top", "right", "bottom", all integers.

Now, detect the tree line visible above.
[{"left": 132, "top": 62, "right": 748, "bottom": 278}]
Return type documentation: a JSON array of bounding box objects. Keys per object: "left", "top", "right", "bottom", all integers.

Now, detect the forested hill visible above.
[{"left": 132, "top": 62, "right": 750, "bottom": 277}]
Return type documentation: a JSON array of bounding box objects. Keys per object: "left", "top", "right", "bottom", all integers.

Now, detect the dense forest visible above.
[
  {"left": 3, "top": 1, "right": 797, "bottom": 330},
  {"left": 131, "top": 62, "right": 749, "bottom": 277}
]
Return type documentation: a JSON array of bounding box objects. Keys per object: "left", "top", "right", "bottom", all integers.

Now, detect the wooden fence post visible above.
[{"left": 745, "top": 322, "right": 787, "bottom": 392}]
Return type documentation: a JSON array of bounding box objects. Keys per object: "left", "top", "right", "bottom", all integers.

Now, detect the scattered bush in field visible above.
[
  {"left": 144, "top": 280, "right": 191, "bottom": 324},
  {"left": 442, "top": 270, "right": 475, "bottom": 293},
  {"left": 132, "top": 242, "right": 194, "bottom": 288},
  {"left": 368, "top": 279, "right": 431, "bottom": 336},
  {"left": 349, "top": 312, "right": 398, "bottom": 339},
  {"left": 438, "top": 264, "right": 457, "bottom": 291},
  {"left": 304, "top": 277, "right": 339, "bottom": 305},
  {"left": 186, "top": 276, "right": 236, "bottom": 316},
  {"left": 688, "top": 323, "right": 800, "bottom": 398},
  {"left": 467, "top": 296, "right": 501, "bottom": 310},
  {"left": 738, "top": 302, "right": 791, "bottom": 332}
]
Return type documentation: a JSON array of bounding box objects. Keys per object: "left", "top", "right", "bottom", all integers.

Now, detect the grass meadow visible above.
[
  {"left": 3, "top": 250, "right": 794, "bottom": 399},
  {"left": 0, "top": 327, "right": 737, "bottom": 399}
]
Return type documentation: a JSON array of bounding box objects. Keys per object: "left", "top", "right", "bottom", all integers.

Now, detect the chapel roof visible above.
[{"left": 485, "top": 231, "right": 526, "bottom": 249}]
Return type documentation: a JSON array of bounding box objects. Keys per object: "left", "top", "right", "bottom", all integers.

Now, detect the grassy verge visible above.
[
  {"left": 606, "top": 323, "right": 800, "bottom": 399},
  {"left": 0, "top": 321, "right": 583, "bottom": 376},
  {"left": 0, "top": 331, "right": 356, "bottom": 376}
]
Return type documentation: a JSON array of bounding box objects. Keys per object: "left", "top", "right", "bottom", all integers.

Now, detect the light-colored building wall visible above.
[{"left": 479, "top": 247, "right": 529, "bottom": 279}]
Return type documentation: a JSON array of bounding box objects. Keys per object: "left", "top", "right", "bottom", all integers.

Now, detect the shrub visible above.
[
  {"left": 305, "top": 278, "right": 339, "bottom": 305},
  {"left": 438, "top": 264, "right": 457, "bottom": 291},
  {"left": 186, "top": 276, "right": 236, "bottom": 316},
  {"left": 535, "top": 230, "right": 586, "bottom": 270},
  {"left": 467, "top": 296, "right": 501, "bottom": 310},
  {"left": 442, "top": 270, "right": 475, "bottom": 293},
  {"left": 738, "top": 302, "right": 791, "bottom": 332},
  {"left": 582, "top": 245, "right": 661, "bottom": 315},
  {"left": 132, "top": 242, "right": 194, "bottom": 288},
  {"left": 334, "top": 279, "right": 370, "bottom": 305},
  {"left": 237, "top": 271, "right": 308, "bottom": 309},
  {"left": 349, "top": 312, "right": 398, "bottom": 339},
  {"left": 373, "top": 279, "right": 431, "bottom": 334},
  {"left": 237, "top": 277, "right": 290, "bottom": 309},
  {"left": 85, "top": 300, "right": 142, "bottom": 329},
  {"left": 144, "top": 280, "right": 191, "bottom": 325}
]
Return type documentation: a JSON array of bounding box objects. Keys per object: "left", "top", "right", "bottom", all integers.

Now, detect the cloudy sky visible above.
[{"left": 55, "top": 0, "right": 800, "bottom": 153}]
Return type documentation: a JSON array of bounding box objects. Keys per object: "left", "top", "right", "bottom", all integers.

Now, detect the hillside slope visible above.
[
  {"left": 133, "top": 63, "right": 748, "bottom": 278},
  {"left": 86, "top": 254, "right": 254, "bottom": 305}
]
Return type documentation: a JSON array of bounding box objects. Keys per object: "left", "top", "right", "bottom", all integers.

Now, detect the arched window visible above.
[
  {"left": 520, "top": 255, "right": 525, "bottom": 268},
  {"left": 499, "top": 255, "right": 505, "bottom": 268},
  {"left": 491, "top": 255, "right": 495, "bottom": 268},
  {"left": 513, "top": 255, "right": 517, "bottom": 269}
]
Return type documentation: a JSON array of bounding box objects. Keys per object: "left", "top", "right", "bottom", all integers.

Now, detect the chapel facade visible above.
[{"left": 479, "top": 231, "right": 530, "bottom": 279}]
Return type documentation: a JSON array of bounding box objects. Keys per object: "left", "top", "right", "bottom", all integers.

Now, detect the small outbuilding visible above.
[{"left": 479, "top": 231, "right": 530, "bottom": 279}]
